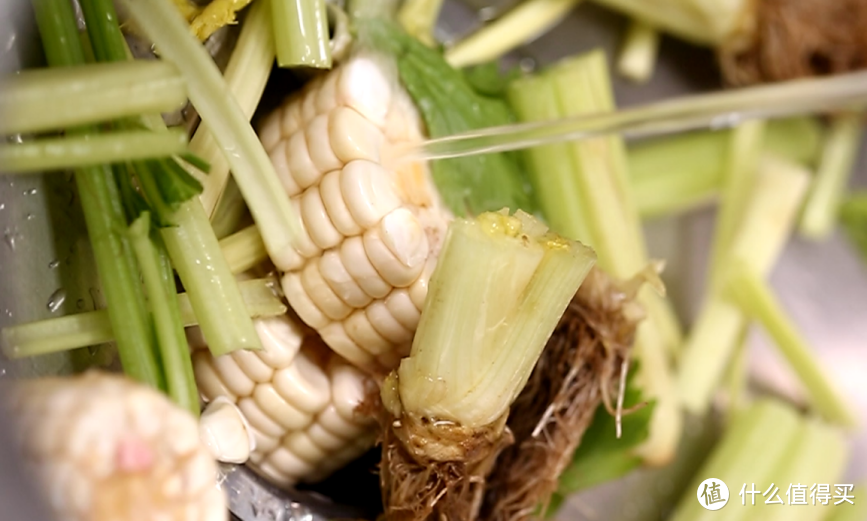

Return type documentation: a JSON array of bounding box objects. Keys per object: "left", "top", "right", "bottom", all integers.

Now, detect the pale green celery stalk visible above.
[
  {"left": 721, "top": 329, "right": 748, "bottom": 413},
  {"left": 128, "top": 214, "right": 198, "bottom": 416},
  {"left": 546, "top": 50, "right": 682, "bottom": 465},
  {"left": 1, "top": 279, "right": 286, "bottom": 359},
  {"left": 725, "top": 265, "right": 857, "bottom": 427},
  {"left": 119, "top": 0, "right": 303, "bottom": 274},
  {"left": 707, "top": 120, "right": 766, "bottom": 281},
  {"left": 398, "top": 0, "right": 444, "bottom": 46},
  {"left": 628, "top": 117, "right": 823, "bottom": 219},
  {"left": 194, "top": 0, "right": 274, "bottom": 217},
  {"left": 211, "top": 178, "right": 249, "bottom": 239},
  {"left": 617, "top": 20, "right": 659, "bottom": 83},
  {"left": 445, "top": 0, "right": 582, "bottom": 68},
  {"left": 0, "top": 129, "right": 187, "bottom": 173},
  {"left": 677, "top": 154, "right": 810, "bottom": 414},
  {"left": 271, "top": 0, "right": 331, "bottom": 69},
  {"left": 799, "top": 113, "right": 864, "bottom": 239},
  {"left": 824, "top": 484, "right": 867, "bottom": 521},
  {"left": 742, "top": 416, "right": 849, "bottom": 521},
  {"left": 161, "top": 202, "right": 262, "bottom": 356},
  {"left": 590, "top": 0, "right": 750, "bottom": 46},
  {"left": 670, "top": 398, "right": 803, "bottom": 521},
  {"left": 395, "top": 210, "right": 596, "bottom": 428},
  {"left": 0, "top": 61, "right": 186, "bottom": 135},
  {"left": 219, "top": 224, "right": 269, "bottom": 275}
]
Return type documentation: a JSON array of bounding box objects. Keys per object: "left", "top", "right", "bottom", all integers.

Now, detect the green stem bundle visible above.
[{"left": 271, "top": 0, "right": 332, "bottom": 69}]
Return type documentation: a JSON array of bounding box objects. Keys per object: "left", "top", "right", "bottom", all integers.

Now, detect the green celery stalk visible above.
[
  {"left": 194, "top": 0, "right": 275, "bottom": 217},
  {"left": 799, "top": 113, "right": 864, "bottom": 239},
  {"left": 119, "top": 0, "right": 304, "bottom": 274},
  {"left": 219, "top": 224, "right": 269, "bottom": 275},
  {"left": 725, "top": 265, "right": 857, "bottom": 427},
  {"left": 677, "top": 154, "right": 810, "bottom": 415},
  {"left": 0, "top": 129, "right": 188, "bottom": 173},
  {"left": 669, "top": 398, "right": 803, "bottom": 521},
  {"left": 128, "top": 214, "right": 198, "bottom": 416},
  {"left": 1, "top": 279, "right": 287, "bottom": 359},
  {"left": 31, "top": 0, "right": 163, "bottom": 389},
  {"left": 617, "top": 20, "right": 659, "bottom": 83},
  {"left": 0, "top": 60, "right": 186, "bottom": 135},
  {"left": 445, "top": 0, "right": 583, "bottom": 68},
  {"left": 271, "top": 0, "right": 331, "bottom": 69}
]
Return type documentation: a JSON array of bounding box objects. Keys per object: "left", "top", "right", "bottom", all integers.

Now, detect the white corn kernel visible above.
[
  {"left": 344, "top": 310, "right": 393, "bottom": 356},
  {"left": 319, "top": 321, "right": 378, "bottom": 371},
  {"left": 301, "top": 258, "right": 353, "bottom": 321},
  {"left": 337, "top": 56, "right": 392, "bottom": 127},
  {"left": 282, "top": 102, "right": 303, "bottom": 137},
  {"left": 340, "top": 160, "right": 402, "bottom": 229},
  {"left": 193, "top": 351, "right": 238, "bottom": 403},
  {"left": 306, "top": 114, "right": 343, "bottom": 173},
  {"left": 409, "top": 256, "right": 436, "bottom": 310},
  {"left": 282, "top": 431, "right": 330, "bottom": 465},
  {"left": 314, "top": 71, "right": 340, "bottom": 114},
  {"left": 363, "top": 211, "right": 428, "bottom": 288},
  {"left": 286, "top": 130, "right": 321, "bottom": 190},
  {"left": 199, "top": 397, "right": 255, "bottom": 464},
  {"left": 289, "top": 197, "right": 322, "bottom": 259},
  {"left": 271, "top": 348, "right": 332, "bottom": 415},
  {"left": 329, "top": 107, "right": 384, "bottom": 164},
  {"left": 320, "top": 170, "right": 363, "bottom": 237},
  {"left": 253, "top": 383, "right": 313, "bottom": 431},
  {"left": 282, "top": 272, "right": 330, "bottom": 330},
  {"left": 329, "top": 361, "right": 370, "bottom": 423},
  {"left": 267, "top": 446, "right": 317, "bottom": 477},
  {"left": 238, "top": 397, "right": 285, "bottom": 439},
  {"left": 230, "top": 348, "right": 274, "bottom": 384},
  {"left": 248, "top": 425, "right": 280, "bottom": 455},
  {"left": 305, "top": 422, "right": 348, "bottom": 452},
  {"left": 269, "top": 140, "right": 302, "bottom": 196},
  {"left": 365, "top": 300, "right": 413, "bottom": 344},
  {"left": 259, "top": 110, "right": 284, "bottom": 153},
  {"left": 319, "top": 251, "right": 373, "bottom": 309},
  {"left": 385, "top": 289, "right": 421, "bottom": 331},
  {"left": 301, "top": 186, "right": 343, "bottom": 250},
  {"left": 300, "top": 85, "right": 320, "bottom": 123},
  {"left": 317, "top": 404, "right": 366, "bottom": 439},
  {"left": 254, "top": 315, "right": 305, "bottom": 370},
  {"left": 211, "top": 353, "right": 256, "bottom": 398},
  {"left": 339, "top": 236, "right": 392, "bottom": 299}
]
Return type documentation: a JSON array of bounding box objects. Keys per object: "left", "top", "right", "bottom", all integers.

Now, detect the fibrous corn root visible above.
[
  {"left": 4, "top": 371, "right": 226, "bottom": 521},
  {"left": 258, "top": 54, "right": 452, "bottom": 375},
  {"left": 720, "top": 0, "right": 867, "bottom": 85},
  {"left": 190, "top": 312, "right": 378, "bottom": 488},
  {"left": 480, "top": 267, "right": 642, "bottom": 521}
]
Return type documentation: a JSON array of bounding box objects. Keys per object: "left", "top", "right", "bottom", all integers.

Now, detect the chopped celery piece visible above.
[
  {"left": 0, "top": 129, "right": 188, "bottom": 173},
  {"left": 271, "top": 0, "right": 331, "bottom": 69},
  {"left": 677, "top": 154, "right": 810, "bottom": 414},
  {"left": 161, "top": 202, "right": 263, "bottom": 356},
  {"left": 0, "top": 61, "right": 186, "bottom": 135},
  {"left": 617, "top": 20, "right": 659, "bottom": 83},
  {"left": 509, "top": 50, "right": 682, "bottom": 465},
  {"left": 670, "top": 399, "right": 803, "bottom": 521},
  {"left": 194, "top": 0, "right": 275, "bottom": 216},
  {"left": 219, "top": 224, "right": 269, "bottom": 275},
  {"left": 33, "top": 0, "right": 163, "bottom": 390},
  {"left": 1, "top": 279, "right": 286, "bottom": 359},
  {"left": 396, "top": 210, "right": 596, "bottom": 428},
  {"left": 398, "top": 0, "right": 444, "bottom": 46},
  {"left": 445, "top": 0, "right": 582, "bottom": 68},
  {"left": 128, "top": 214, "right": 198, "bottom": 416},
  {"left": 799, "top": 113, "right": 864, "bottom": 239},
  {"left": 119, "top": 0, "right": 304, "bottom": 273},
  {"left": 725, "top": 264, "right": 857, "bottom": 427}
]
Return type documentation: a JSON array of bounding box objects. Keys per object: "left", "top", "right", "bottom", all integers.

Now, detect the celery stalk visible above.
[
  {"left": 617, "top": 20, "right": 659, "bottom": 83},
  {"left": 1, "top": 279, "right": 287, "bottom": 359},
  {"left": 670, "top": 398, "right": 803, "bottom": 521},
  {"left": 677, "top": 155, "right": 810, "bottom": 414},
  {"left": 271, "top": 0, "right": 331, "bottom": 69},
  {"left": 128, "top": 214, "right": 198, "bottom": 416},
  {"left": 824, "top": 484, "right": 867, "bottom": 521},
  {"left": 0, "top": 60, "right": 186, "bottom": 135},
  {"left": 725, "top": 265, "right": 857, "bottom": 427},
  {"left": 0, "top": 129, "right": 188, "bottom": 173},
  {"left": 445, "top": 0, "right": 583, "bottom": 68},
  {"left": 195, "top": 0, "right": 275, "bottom": 217},
  {"left": 395, "top": 210, "right": 596, "bottom": 429},
  {"left": 32, "top": 0, "right": 163, "bottom": 390},
  {"left": 799, "top": 113, "right": 864, "bottom": 239},
  {"left": 741, "top": 416, "right": 849, "bottom": 521},
  {"left": 219, "top": 224, "right": 269, "bottom": 275},
  {"left": 398, "top": 0, "right": 444, "bottom": 46},
  {"left": 119, "top": 0, "right": 304, "bottom": 273}
]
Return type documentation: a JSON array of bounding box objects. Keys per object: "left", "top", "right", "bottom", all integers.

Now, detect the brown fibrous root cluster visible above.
[
  {"left": 376, "top": 267, "right": 643, "bottom": 521},
  {"left": 720, "top": 0, "right": 867, "bottom": 85}
]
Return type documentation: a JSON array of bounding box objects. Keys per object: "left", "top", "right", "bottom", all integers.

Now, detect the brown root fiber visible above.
[
  {"left": 720, "top": 0, "right": 867, "bottom": 85},
  {"left": 480, "top": 267, "right": 640, "bottom": 521}
]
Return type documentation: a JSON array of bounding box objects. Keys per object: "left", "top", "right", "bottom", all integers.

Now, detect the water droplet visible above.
[
  {"left": 5, "top": 309, "right": 12, "bottom": 318},
  {"left": 4, "top": 228, "right": 19, "bottom": 250},
  {"left": 0, "top": 203, "right": 5, "bottom": 211},
  {"left": 48, "top": 259, "right": 60, "bottom": 269},
  {"left": 47, "top": 288, "right": 66, "bottom": 313},
  {"left": 25, "top": 213, "right": 34, "bottom": 221},
  {"left": 22, "top": 188, "right": 37, "bottom": 196},
  {"left": 0, "top": 368, "right": 6, "bottom": 377}
]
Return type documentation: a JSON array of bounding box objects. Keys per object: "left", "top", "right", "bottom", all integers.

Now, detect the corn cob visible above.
[
  {"left": 189, "top": 312, "right": 378, "bottom": 487},
  {"left": 4, "top": 372, "right": 226, "bottom": 521},
  {"left": 258, "top": 55, "right": 452, "bottom": 374}
]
